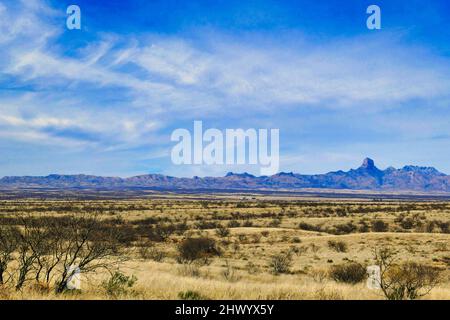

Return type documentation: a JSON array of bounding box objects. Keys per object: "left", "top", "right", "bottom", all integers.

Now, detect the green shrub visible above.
[{"left": 102, "top": 272, "right": 137, "bottom": 299}]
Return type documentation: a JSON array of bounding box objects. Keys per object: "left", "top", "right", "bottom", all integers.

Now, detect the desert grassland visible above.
[{"left": 0, "top": 197, "right": 449, "bottom": 300}]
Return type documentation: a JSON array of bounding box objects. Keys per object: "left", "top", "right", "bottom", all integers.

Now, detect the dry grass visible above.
[{"left": 0, "top": 197, "right": 449, "bottom": 300}]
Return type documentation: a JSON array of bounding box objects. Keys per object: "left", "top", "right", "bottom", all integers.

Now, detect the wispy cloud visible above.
[{"left": 0, "top": 0, "right": 449, "bottom": 176}]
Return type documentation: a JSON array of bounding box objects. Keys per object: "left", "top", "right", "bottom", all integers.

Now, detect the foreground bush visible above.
[
  {"left": 0, "top": 214, "right": 125, "bottom": 293},
  {"left": 373, "top": 247, "right": 442, "bottom": 300}
]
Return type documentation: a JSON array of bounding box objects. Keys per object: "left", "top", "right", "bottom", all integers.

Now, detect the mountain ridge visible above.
[{"left": 1, "top": 158, "right": 450, "bottom": 192}]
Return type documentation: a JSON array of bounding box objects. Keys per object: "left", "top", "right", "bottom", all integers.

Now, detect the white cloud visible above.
[{"left": 0, "top": 0, "right": 449, "bottom": 166}]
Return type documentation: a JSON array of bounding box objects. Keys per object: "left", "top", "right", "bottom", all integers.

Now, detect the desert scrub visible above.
[
  {"left": 372, "top": 219, "right": 389, "bottom": 232},
  {"left": 102, "top": 272, "right": 137, "bottom": 299},
  {"left": 327, "top": 240, "right": 348, "bottom": 253},
  {"left": 177, "top": 237, "right": 220, "bottom": 264},
  {"left": 178, "top": 290, "right": 208, "bottom": 300},
  {"left": 215, "top": 225, "right": 230, "bottom": 237},
  {"left": 269, "top": 252, "right": 293, "bottom": 275},
  {"left": 329, "top": 263, "right": 367, "bottom": 284}
]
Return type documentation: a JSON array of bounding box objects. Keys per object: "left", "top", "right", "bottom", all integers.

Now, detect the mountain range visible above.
[{"left": 1, "top": 158, "right": 450, "bottom": 192}]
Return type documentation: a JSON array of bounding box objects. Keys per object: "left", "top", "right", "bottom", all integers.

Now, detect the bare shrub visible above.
[
  {"left": 0, "top": 226, "right": 19, "bottom": 285},
  {"left": 6, "top": 214, "right": 126, "bottom": 293},
  {"left": 53, "top": 215, "right": 126, "bottom": 293}
]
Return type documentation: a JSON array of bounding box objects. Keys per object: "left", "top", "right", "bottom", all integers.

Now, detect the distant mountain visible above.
[{"left": 1, "top": 158, "right": 450, "bottom": 192}]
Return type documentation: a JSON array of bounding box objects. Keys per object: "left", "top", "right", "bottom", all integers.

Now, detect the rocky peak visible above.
[{"left": 360, "top": 158, "right": 376, "bottom": 170}]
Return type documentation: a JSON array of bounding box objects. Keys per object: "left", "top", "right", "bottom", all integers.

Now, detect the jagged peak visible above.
[{"left": 360, "top": 157, "right": 376, "bottom": 170}]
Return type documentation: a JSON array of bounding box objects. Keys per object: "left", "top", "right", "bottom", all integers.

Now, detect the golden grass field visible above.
[{"left": 0, "top": 195, "right": 449, "bottom": 300}]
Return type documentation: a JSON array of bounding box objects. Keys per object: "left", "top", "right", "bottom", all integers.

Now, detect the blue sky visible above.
[{"left": 0, "top": 0, "right": 450, "bottom": 177}]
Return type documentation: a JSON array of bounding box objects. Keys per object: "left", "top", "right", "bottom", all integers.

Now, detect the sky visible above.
[{"left": 0, "top": 0, "right": 450, "bottom": 177}]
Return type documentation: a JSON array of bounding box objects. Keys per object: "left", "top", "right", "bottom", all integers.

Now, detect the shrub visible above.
[
  {"left": 269, "top": 252, "right": 293, "bottom": 275},
  {"left": 177, "top": 237, "right": 220, "bottom": 264},
  {"left": 383, "top": 263, "right": 442, "bottom": 300},
  {"left": 215, "top": 225, "right": 230, "bottom": 237},
  {"left": 268, "top": 218, "right": 281, "bottom": 227},
  {"left": 291, "top": 237, "right": 302, "bottom": 243},
  {"left": 137, "top": 242, "right": 164, "bottom": 261},
  {"left": 358, "top": 221, "right": 370, "bottom": 233},
  {"left": 242, "top": 220, "right": 253, "bottom": 227},
  {"left": 227, "top": 220, "right": 241, "bottom": 228},
  {"left": 333, "top": 222, "right": 357, "bottom": 235},
  {"left": 424, "top": 221, "right": 436, "bottom": 233},
  {"left": 372, "top": 219, "right": 389, "bottom": 232},
  {"left": 178, "top": 264, "right": 201, "bottom": 277},
  {"left": 261, "top": 231, "right": 270, "bottom": 237},
  {"left": 222, "top": 260, "right": 240, "bottom": 282},
  {"left": 178, "top": 290, "right": 206, "bottom": 300},
  {"left": 194, "top": 220, "right": 219, "bottom": 230},
  {"left": 246, "top": 261, "right": 259, "bottom": 274},
  {"left": 148, "top": 248, "right": 165, "bottom": 262},
  {"left": 436, "top": 221, "right": 449, "bottom": 233},
  {"left": 298, "top": 222, "right": 322, "bottom": 232},
  {"left": 329, "top": 263, "right": 366, "bottom": 284},
  {"left": 399, "top": 217, "right": 415, "bottom": 230},
  {"left": 102, "top": 272, "right": 137, "bottom": 299},
  {"left": 0, "top": 226, "right": 19, "bottom": 285},
  {"left": 373, "top": 247, "right": 442, "bottom": 300},
  {"left": 327, "top": 240, "right": 348, "bottom": 252}
]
